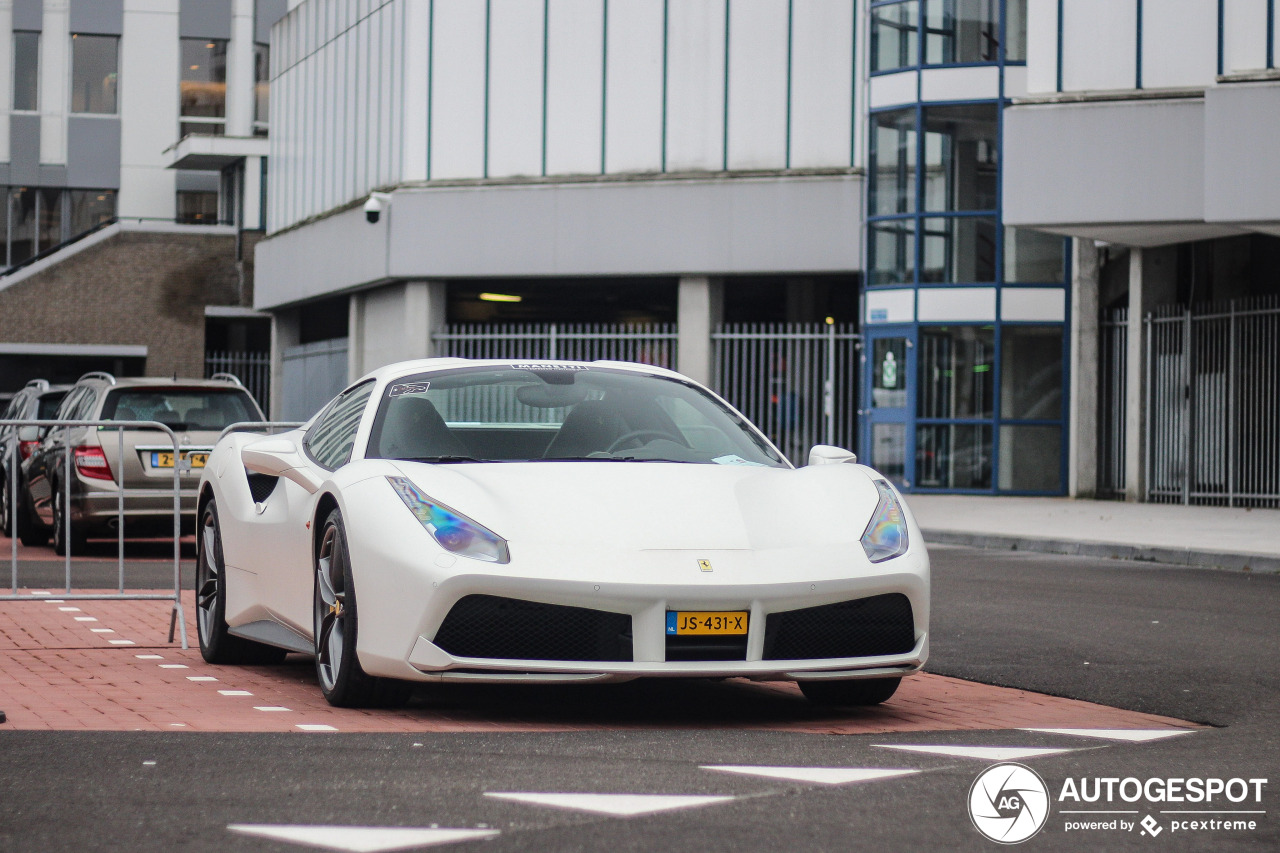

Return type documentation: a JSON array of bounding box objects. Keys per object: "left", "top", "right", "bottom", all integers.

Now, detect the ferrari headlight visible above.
[
  {"left": 386, "top": 476, "right": 510, "bottom": 564},
  {"left": 860, "top": 480, "right": 909, "bottom": 563}
]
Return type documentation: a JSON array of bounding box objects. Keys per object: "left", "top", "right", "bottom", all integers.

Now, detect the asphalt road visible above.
[{"left": 2, "top": 545, "right": 1278, "bottom": 852}]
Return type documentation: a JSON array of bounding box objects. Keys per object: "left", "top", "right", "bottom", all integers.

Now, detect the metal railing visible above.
[
  {"left": 0, "top": 419, "right": 189, "bottom": 648},
  {"left": 433, "top": 322, "right": 678, "bottom": 367},
  {"left": 1098, "top": 306, "right": 1128, "bottom": 498},
  {"left": 1145, "top": 296, "right": 1280, "bottom": 507},
  {"left": 206, "top": 351, "right": 272, "bottom": 413},
  {"left": 713, "top": 323, "right": 862, "bottom": 466}
]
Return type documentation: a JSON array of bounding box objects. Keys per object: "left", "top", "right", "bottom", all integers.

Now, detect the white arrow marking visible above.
[
  {"left": 873, "top": 745, "right": 1077, "bottom": 761},
  {"left": 483, "top": 792, "right": 733, "bottom": 817},
  {"left": 700, "top": 766, "right": 920, "bottom": 785},
  {"left": 226, "top": 825, "right": 498, "bottom": 852},
  {"left": 1021, "top": 728, "right": 1194, "bottom": 742}
]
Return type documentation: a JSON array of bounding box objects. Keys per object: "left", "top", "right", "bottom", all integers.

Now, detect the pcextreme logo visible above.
[{"left": 968, "top": 766, "right": 1269, "bottom": 844}]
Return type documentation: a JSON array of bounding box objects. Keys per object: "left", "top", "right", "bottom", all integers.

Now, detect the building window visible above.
[
  {"left": 871, "top": 1, "right": 919, "bottom": 72},
  {"left": 923, "top": 104, "right": 999, "bottom": 212},
  {"left": 12, "top": 31, "right": 39, "bottom": 111},
  {"left": 7, "top": 189, "right": 36, "bottom": 266},
  {"left": 68, "top": 190, "right": 116, "bottom": 236},
  {"left": 1004, "top": 227, "right": 1066, "bottom": 283},
  {"left": 254, "top": 43, "right": 270, "bottom": 136},
  {"left": 869, "top": 220, "right": 916, "bottom": 286},
  {"left": 920, "top": 216, "right": 997, "bottom": 283},
  {"left": 923, "top": 0, "right": 1000, "bottom": 65},
  {"left": 1005, "top": 0, "right": 1028, "bottom": 61},
  {"left": 181, "top": 38, "right": 228, "bottom": 136},
  {"left": 870, "top": 109, "right": 918, "bottom": 216},
  {"left": 177, "top": 190, "right": 219, "bottom": 224},
  {"left": 70, "top": 34, "right": 119, "bottom": 114}
]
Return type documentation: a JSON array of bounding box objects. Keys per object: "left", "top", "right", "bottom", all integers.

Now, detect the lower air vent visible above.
[
  {"left": 762, "top": 593, "right": 915, "bottom": 661},
  {"left": 246, "top": 473, "right": 279, "bottom": 503},
  {"left": 433, "top": 595, "right": 633, "bottom": 662}
]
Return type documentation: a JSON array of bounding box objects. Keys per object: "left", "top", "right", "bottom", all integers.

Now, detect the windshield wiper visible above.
[{"left": 399, "top": 455, "right": 491, "bottom": 463}]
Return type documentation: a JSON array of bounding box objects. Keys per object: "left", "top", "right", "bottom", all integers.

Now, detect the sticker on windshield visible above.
[
  {"left": 510, "top": 363, "right": 589, "bottom": 371},
  {"left": 712, "top": 455, "right": 768, "bottom": 467},
  {"left": 388, "top": 382, "right": 430, "bottom": 397}
]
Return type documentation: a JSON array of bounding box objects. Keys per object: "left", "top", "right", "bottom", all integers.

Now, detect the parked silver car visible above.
[
  {"left": 1, "top": 379, "right": 72, "bottom": 544},
  {"left": 23, "top": 372, "right": 265, "bottom": 554}
]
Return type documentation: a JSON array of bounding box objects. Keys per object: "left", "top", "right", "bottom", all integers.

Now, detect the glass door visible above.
[{"left": 862, "top": 328, "right": 915, "bottom": 488}]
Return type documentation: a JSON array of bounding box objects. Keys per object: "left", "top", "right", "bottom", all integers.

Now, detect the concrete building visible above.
[
  {"left": 256, "top": 0, "right": 1278, "bottom": 504},
  {"left": 0, "top": 0, "right": 286, "bottom": 405}
]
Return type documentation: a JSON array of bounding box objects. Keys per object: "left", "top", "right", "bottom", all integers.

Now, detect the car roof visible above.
[
  {"left": 77, "top": 376, "right": 251, "bottom": 391},
  {"left": 357, "top": 358, "right": 690, "bottom": 387}
]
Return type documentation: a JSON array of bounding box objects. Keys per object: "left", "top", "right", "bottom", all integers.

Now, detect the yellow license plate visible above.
[
  {"left": 666, "top": 611, "right": 748, "bottom": 636},
  {"left": 151, "top": 451, "right": 209, "bottom": 469}
]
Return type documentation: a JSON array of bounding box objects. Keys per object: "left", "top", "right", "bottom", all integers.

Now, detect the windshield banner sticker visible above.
[
  {"left": 510, "top": 363, "right": 589, "bottom": 371},
  {"left": 388, "top": 382, "right": 430, "bottom": 397}
]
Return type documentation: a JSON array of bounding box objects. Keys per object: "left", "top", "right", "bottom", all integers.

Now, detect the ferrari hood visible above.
[{"left": 387, "top": 461, "right": 884, "bottom": 552}]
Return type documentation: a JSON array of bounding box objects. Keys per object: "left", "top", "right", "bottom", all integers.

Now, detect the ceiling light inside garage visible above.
[{"left": 479, "top": 293, "right": 522, "bottom": 303}]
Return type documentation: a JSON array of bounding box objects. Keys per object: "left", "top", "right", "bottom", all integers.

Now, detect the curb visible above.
[{"left": 921, "top": 530, "right": 1280, "bottom": 574}]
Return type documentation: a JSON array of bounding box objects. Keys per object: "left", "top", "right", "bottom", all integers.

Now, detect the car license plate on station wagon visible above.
[
  {"left": 666, "top": 611, "right": 748, "bottom": 635},
  {"left": 151, "top": 451, "right": 209, "bottom": 469}
]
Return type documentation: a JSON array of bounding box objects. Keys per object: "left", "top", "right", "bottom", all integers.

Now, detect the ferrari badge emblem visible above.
[{"left": 697, "top": 559, "right": 713, "bottom": 572}]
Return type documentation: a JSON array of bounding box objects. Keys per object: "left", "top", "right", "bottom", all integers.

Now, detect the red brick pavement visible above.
[{"left": 0, "top": 590, "right": 1197, "bottom": 735}]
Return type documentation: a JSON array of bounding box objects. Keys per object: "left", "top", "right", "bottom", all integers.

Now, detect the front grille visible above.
[
  {"left": 246, "top": 473, "right": 279, "bottom": 503},
  {"left": 433, "top": 595, "right": 633, "bottom": 662},
  {"left": 762, "top": 593, "right": 915, "bottom": 661}
]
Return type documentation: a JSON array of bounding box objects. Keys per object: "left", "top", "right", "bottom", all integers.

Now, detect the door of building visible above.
[{"left": 862, "top": 328, "right": 915, "bottom": 488}]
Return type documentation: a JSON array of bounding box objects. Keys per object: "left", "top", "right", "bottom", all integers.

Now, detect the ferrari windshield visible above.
[{"left": 366, "top": 365, "right": 787, "bottom": 467}]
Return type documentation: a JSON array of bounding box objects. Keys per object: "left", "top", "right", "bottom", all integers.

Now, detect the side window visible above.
[{"left": 304, "top": 381, "right": 374, "bottom": 470}]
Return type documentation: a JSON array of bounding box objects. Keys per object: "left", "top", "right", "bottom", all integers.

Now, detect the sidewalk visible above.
[{"left": 906, "top": 495, "right": 1280, "bottom": 573}]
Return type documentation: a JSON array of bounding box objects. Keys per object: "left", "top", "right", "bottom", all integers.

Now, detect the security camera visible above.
[{"left": 364, "top": 192, "right": 392, "bottom": 224}]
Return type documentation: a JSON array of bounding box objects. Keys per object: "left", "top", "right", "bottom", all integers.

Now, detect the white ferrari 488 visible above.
[{"left": 196, "top": 359, "right": 929, "bottom": 708}]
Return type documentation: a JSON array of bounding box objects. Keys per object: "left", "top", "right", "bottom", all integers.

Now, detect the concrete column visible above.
[
  {"left": 269, "top": 308, "right": 300, "bottom": 420},
  {"left": 349, "top": 280, "right": 448, "bottom": 381},
  {"left": 1124, "top": 247, "right": 1177, "bottom": 501},
  {"left": 242, "top": 154, "right": 263, "bottom": 229},
  {"left": 225, "top": 0, "right": 254, "bottom": 137},
  {"left": 1068, "top": 238, "right": 1100, "bottom": 498},
  {"left": 676, "top": 276, "right": 723, "bottom": 386},
  {"left": 39, "top": 0, "right": 68, "bottom": 165}
]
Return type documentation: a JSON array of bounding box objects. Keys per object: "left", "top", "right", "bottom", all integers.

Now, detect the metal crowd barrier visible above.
[{"left": 1, "top": 419, "right": 189, "bottom": 648}]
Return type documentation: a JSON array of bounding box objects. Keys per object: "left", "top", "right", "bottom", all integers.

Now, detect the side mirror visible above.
[
  {"left": 807, "top": 444, "right": 857, "bottom": 466},
  {"left": 241, "top": 437, "right": 322, "bottom": 493}
]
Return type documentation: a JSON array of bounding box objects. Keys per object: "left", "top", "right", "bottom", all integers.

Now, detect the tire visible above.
[
  {"left": 52, "top": 488, "right": 88, "bottom": 556},
  {"left": 6, "top": 475, "right": 48, "bottom": 546},
  {"left": 195, "top": 499, "right": 288, "bottom": 665},
  {"left": 1, "top": 475, "right": 11, "bottom": 537},
  {"left": 313, "top": 508, "right": 412, "bottom": 708},
  {"left": 799, "top": 677, "right": 902, "bottom": 707}
]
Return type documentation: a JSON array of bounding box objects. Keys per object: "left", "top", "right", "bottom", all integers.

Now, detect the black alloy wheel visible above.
[
  {"left": 195, "top": 499, "right": 287, "bottom": 665},
  {"left": 313, "top": 507, "right": 412, "bottom": 708},
  {"left": 51, "top": 488, "right": 87, "bottom": 556}
]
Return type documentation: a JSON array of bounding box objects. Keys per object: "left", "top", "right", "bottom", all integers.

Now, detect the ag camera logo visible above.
[{"left": 969, "top": 763, "right": 1051, "bottom": 844}]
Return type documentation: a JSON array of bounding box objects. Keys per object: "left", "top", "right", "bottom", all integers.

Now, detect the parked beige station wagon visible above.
[{"left": 22, "top": 372, "right": 265, "bottom": 554}]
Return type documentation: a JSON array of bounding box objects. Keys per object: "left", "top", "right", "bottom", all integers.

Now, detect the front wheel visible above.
[
  {"left": 799, "top": 677, "right": 901, "bottom": 706},
  {"left": 313, "top": 508, "right": 412, "bottom": 708},
  {"left": 195, "top": 499, "right": 287, "bottom": 665}
]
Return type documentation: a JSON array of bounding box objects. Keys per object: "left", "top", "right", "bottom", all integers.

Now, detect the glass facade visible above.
[
  {"left": 865, "top": 0, "right": 1066, "bottom": 495},
  {"left": 2, "top": 188, "right": 117, "bottom": 268},
  {"left": 254, "top": 43, "right": 270, "bottom": 135}
]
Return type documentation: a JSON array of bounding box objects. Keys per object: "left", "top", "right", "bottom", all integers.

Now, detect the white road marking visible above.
[
  {"left": 187, "top": 676, "right": 218, "bottom": 682},
  {"left": 873, "top": 745, "right": 1078, "bottom": 761},
  {"left": 218, "top": 690, "right": 253, "bottom": 696},
  {"left": 1021, "top": 728, "right": 1195, "bottom": 742},
  {"left": 142, "top": 761, "right": 156, "bottom": 766},
  {"left": 483, "top": 793, "right": 734, "bottom": 817},
  {"left": 89, "top": 628, "right": 115, "bottom": 633},
  {"left": 58, "top": 607, "right": 81, "bottom": 612},
  {"left": 159, "top": 664, "right": 189, "bottom": 669},
  {"left": 73, "top": 616, "right": 97, "bottom": 622},
  {"left": 254, "top": 706, "right": 291, "bottom": 712},
  {"left": 109, "top": 640, "right": 135, "bottom": 645},
  {"left": 701, "top": 766, "right": 920, "bottom": 785},
  {"left": 31, "top": 591, "right": 51, "bottom": 596},
  {"left": 136, "top": 654, "right": 164, "bottom": 660},
  {"left": 226, "top": 825, "right": 499, "bottom": 852},
  {"left": 296, "top": 724, "right": 338, "bottom": 732}
]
